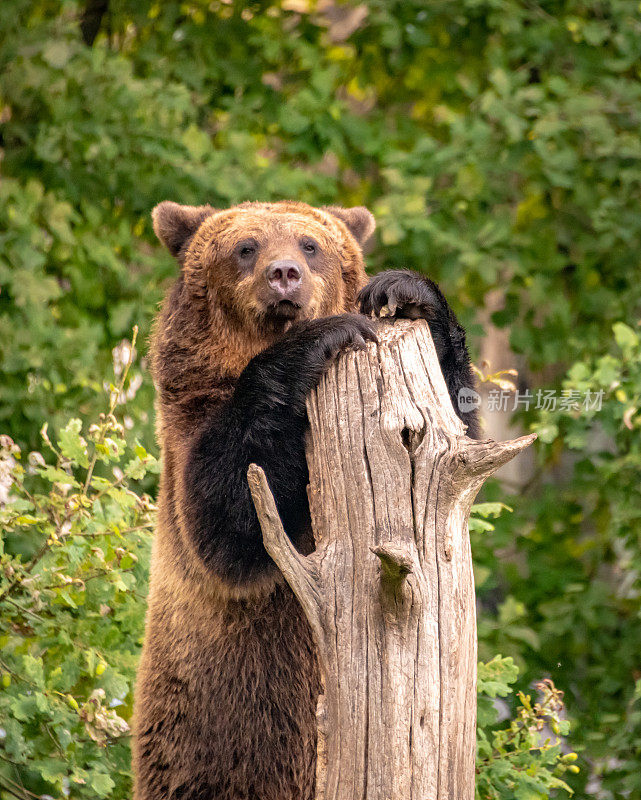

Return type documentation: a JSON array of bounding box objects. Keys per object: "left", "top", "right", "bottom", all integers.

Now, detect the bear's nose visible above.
[{"left": 266, "top": 260, "right": 302, "bottom": 298}]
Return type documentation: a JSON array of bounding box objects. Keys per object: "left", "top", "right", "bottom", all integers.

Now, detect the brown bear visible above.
[{"left": 133, "top": 200, "right": 478, "bottom": 800}]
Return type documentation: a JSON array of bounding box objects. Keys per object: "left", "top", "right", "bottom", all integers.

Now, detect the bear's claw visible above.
[{"left": 358, "top": 270, "right": 444, "bottom": 322}]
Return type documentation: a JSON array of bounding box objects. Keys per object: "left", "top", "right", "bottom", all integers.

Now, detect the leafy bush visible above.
[
  {"left": 477, "top": 656, "right": 576, "bottom": 800},
  {"left": 0, "top": 332, "right": 156, "bottom": 798}
]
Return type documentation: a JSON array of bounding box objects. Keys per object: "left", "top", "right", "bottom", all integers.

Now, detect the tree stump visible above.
[{"left": 247, "top": 319, "right": 535, "bottom": 800}]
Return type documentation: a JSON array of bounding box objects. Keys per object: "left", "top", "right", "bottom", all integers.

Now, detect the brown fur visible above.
[{"left": 133, "top": 201, "right": 372, "bottom": 799}]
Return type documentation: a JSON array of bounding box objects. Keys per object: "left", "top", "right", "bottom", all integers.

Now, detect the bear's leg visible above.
[
  {"left": 181, "top": 314, "right": 377, "bottom": 587},
  {"left": 134, "top": 585, "right": 319, "bottom": 800},
  {"left": 358, "top": 270, "right": 481, "bottom": 438}
]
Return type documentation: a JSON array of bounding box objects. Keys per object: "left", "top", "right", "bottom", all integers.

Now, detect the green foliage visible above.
[
  {"left": 470, "top": 502, "right": 513, "bottom": 535},
  {"left": 0, "top": 333, "right": 156, "bottom": 798},
  {"left": 477, "top": 658, "right": 576, "bottom": 800},
  {"left": 474, "top": 319, "right": 641, "bottom": 793},
  {"left": 594, "top": 679, "right": 641, "bottom": 796},
  {"left": 1, "top": 0, "right": 641, "bottom": 796}
]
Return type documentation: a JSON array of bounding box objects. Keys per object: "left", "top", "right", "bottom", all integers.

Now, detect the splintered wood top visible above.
[{"left": 370, "top": 316, "right": 419, "bottom": 345}]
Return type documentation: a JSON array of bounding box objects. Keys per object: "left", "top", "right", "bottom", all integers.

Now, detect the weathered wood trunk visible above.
[{"left": 248, "top": 319, "right": 534, "bottom": 800}]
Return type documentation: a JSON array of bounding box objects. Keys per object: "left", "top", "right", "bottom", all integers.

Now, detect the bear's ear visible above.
[
  {"left": 152, "top": 201, "right": 216, "bottom": 262},
  {"left": 322, "top": 206, "right": 376, "bottom": 247}
]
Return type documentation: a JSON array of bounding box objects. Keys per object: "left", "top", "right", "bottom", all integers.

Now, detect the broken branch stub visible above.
[{"left": 248, "top": 318, "right": 535, "bottom": 800}]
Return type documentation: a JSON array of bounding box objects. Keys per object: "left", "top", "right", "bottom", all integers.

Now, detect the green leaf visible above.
[
  {"left": 472, "top": 502, "right": 513, "bottom": 518},
  {"left": 613, "top": 322, "right": 639, "bottom": 354},
  {"left": 469, "top": 517, "right": 495, "bottom": 534},
  {"left": 478, "top": 656, "right": 519, "bottom": 698},
  {"left": 40, "top": 465, "right": 81, "bottom": 486},
  {"left": 181, "top": 125, "right": 211, "bottom": 160},
  {"left": 58, "top": 418, "right": 89, "bottom": 468},
  {"left": 41, "top": 40, "right": 72, "bottom": 68},
  {"left": 90, "top": 772, "right": 116, "bottom": 797}
]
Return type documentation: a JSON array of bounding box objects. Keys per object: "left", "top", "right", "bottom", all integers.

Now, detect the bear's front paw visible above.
[
  {"left": 304, "top": 313, "right": 378, "bottom": 360},
  {"left": 234, "top": 314, "right": 378, "bottom": 421},
  {"left": 358, "top": 270, "right": 445, "bottom": 322},
  {"left": 280, "top": 314, "right": 377, "bottom": 410}
]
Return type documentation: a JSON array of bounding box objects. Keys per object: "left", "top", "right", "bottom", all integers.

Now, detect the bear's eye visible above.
[
  {"left": 301, "top": 239, "right": 317, "bottom": 255},
  {"left": 236, "top": 240, "right": 259, "bottom": 260}
]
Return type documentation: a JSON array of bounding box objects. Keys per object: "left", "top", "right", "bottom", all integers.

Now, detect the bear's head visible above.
[
  {"left": 153, "top": 200, "right": 374, "bottom": 331},
  {"left": 151, "top": 200, "right": 375, "bottom": 400}
]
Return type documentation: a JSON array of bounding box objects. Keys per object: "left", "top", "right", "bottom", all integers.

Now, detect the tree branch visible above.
[
  {"left": 247, "top": 464, "right": 323, "bottom": 637},
  {"left": 79, "top": 0, "right": 109, "bottom": 46}
]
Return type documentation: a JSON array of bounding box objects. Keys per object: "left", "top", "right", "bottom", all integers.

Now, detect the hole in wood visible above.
[
  {"left": 401, "top": 427, "right": 411, "bottom": 451},
  {"left": 400, "top": 425, "right": 425, "bottom": 455}
]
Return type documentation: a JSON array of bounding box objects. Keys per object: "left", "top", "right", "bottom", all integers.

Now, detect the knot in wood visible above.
[{"left": 371, "top": 544, "right": 413, "bottom": 583}]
